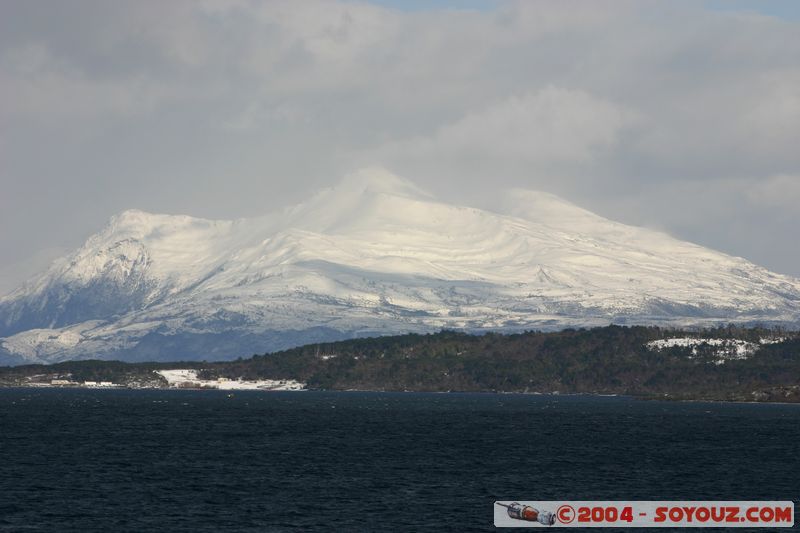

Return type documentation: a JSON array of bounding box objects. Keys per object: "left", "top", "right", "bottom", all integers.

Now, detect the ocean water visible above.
[{"left": 0, "top": 389, "right": 798, "bottom": 532}]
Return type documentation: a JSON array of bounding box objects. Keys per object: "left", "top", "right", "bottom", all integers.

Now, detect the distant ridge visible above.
[{"left": 2, "top": 168, "right": 799, "bottom": 364}]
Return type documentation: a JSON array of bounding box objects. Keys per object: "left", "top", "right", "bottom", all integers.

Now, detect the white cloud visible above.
[
  {"left": 376, "top": 86, "right": 637, "bottom": 163},
  {"left": 743, "top": 69, "right": 800, "bottom": 156},
  {"left": 746, "top": 174, "right": 800, "bottom": 208},
  {"left": 1, "top": 0, "right": 799, "bottom": 288}
]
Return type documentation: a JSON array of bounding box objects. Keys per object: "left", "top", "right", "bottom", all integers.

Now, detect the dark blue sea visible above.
[{"left": 0, "top": 389, "right": 797, "bottom": 531}]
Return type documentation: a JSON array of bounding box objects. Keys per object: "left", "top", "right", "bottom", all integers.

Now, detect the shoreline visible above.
[{"left": 2, "top": 385, "right": 799, "bottom": 405}]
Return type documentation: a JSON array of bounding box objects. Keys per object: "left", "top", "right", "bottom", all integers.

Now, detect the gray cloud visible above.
[{"left": 1, "top": 0, "right": 799, "bottom": 294}]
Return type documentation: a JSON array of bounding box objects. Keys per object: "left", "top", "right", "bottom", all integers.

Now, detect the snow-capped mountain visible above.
[{"left": 2, "top": 168, "right": 799, "bottom": 365}]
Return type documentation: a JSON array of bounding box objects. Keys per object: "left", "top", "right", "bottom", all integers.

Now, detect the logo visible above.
[
  {"left": 495, "top": 501, "right": 794, "bottom": 528},
  {"left": 496, "top": 502, "right": 556, "bottom": 526},
  {"left": 556, "top": 505, "right": 575, "bottom": 524}
]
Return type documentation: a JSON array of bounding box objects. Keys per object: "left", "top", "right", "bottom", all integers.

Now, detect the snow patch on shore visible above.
[
  {"left": 156, "top": 369, "right": 305, "bottom": 390},
  {"left": 645, "top": 337, "right": 760, "bottom": 364}
]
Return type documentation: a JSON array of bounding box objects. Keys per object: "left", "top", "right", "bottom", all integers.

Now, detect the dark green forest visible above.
[{"left": 2, "top": 325, "right": 799, "bottom": 402}]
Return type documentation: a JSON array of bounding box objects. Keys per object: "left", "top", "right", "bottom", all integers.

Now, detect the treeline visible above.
[
  {"left": 2, "top": 325, "right": 799, "bottom": 402},
  {"left": 0, "top": 360, "right": 194, "bottom": 386},
  {"left": 199, "top": 324, "right": 800, "bottom": 401}
]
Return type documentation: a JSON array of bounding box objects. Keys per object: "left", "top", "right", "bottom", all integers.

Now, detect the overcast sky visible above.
[{"left": 1, "top": 0, "right": 799, "bottom": 294}]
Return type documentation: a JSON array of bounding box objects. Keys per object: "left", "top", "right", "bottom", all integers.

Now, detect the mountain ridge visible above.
[{"left": 2, "top": 168, "right": 799, "bottom": 365}]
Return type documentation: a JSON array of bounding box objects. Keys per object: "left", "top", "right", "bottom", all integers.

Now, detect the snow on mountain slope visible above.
[{"left": 2, "top": 168, "right": 799, "bottom": 364}]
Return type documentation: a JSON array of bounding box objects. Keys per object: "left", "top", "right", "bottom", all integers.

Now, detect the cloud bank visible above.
[{"left": 1, "top": 0, "right": 799, "bottom": 293}]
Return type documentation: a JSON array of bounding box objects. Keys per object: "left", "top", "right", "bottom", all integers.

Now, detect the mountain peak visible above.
[
  {"left": 102, "top": 209, "right": 223, "bottom": 241},
  {"left": 501, "top": 188, "right": 606, "bottom": 228},
  {"left": 331, "top": 167, "right": 432, "bottom": 200},
  {"left": 109, "top": 208, "right": 160, "bottom": 225},
  {"left": 104, "top": 209, "right": 171, "bottom": 237},
  {"left": 283, "top": 168, "right": 434, "bottom": 233},
  {"left": 2, "top": 170, "right": 800, "bottom": 364}
]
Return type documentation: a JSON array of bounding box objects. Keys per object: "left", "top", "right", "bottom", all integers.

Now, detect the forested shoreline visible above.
[{"left": 2, "top": 325, "right": 799, "bottom": 402}]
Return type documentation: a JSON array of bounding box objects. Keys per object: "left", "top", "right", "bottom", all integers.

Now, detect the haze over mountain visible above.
[{"left": 1, "top": 168, "right": 799, "bottom": 365}]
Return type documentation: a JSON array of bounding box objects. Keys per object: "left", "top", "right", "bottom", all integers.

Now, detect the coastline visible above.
[{"left": 2, "top": 384, "right": 799, "bottom": 405}]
